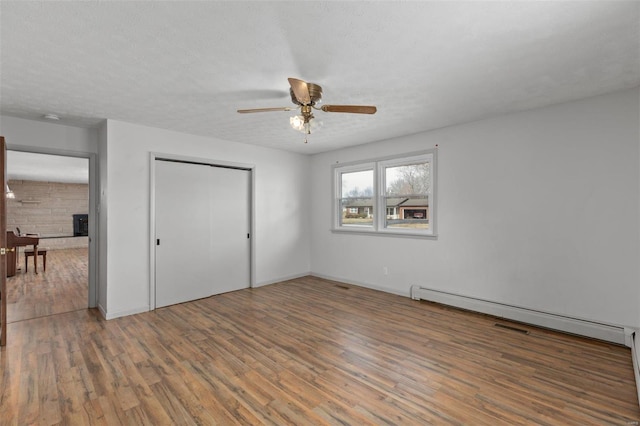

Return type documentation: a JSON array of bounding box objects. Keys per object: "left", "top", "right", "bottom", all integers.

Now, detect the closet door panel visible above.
[
  {"left": 209, "top": 166, "right": 250, "bottom": 294},
  {"left": 155, "top": 160, "right": 213, "bottom": 308}
]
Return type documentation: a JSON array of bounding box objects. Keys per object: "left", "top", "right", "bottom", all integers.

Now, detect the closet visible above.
[{"left": 154, "top": 159, "right": 250, "bottom": 308}]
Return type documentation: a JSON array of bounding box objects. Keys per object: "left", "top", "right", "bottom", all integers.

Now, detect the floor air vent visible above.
[
  {"left": 494, "top": 323, "right": 530, "bottom": 334},
  {"left": 335, "top": 284, "right": 350, "bottom": 290}
]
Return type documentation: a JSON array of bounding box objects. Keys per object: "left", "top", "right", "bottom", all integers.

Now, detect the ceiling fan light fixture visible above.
[
  {"left": 290, "top": 115, "right": 322, "bottom": 134},
  {"left": 290, "top": 115, "right": 305, "bottom": 131}
]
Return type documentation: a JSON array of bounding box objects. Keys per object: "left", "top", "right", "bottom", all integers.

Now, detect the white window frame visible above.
[
  {"left": 334, "top": 162, "right": 376, "bottom": 230},
  {"left": 332, "top": 150, "right": 437, "bottom": 238}
]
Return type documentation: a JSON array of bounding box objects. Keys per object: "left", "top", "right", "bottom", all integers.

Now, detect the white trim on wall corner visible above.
[
  {"left": 102, "top": 305, "right": 150, "bottom": 320},
  {"left": 97, "top": 303, "right": 107, "bottom": 321}
]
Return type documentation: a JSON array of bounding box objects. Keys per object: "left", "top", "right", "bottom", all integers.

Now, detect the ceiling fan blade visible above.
[
  {"left": 321, "top": 105, "right": 377, "bottom": 114},
  {"left": 237, "top": 107, "right": 294, "bottom": 113},
  {"left": 288, "top": 78, "right": 311, "bottom": 105}
]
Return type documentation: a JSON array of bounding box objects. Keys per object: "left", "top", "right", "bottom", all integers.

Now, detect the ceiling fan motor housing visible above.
[{"left": 290, "top": 83, "right": 323, "bottom": 106}]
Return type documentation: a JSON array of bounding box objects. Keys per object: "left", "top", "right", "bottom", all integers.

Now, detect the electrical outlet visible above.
[{"left": 383, "top": 266, "right": 388, "bottom": 275}]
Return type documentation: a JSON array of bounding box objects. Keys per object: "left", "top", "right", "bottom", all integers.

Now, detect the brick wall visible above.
[{"left": 7, "top": 180, "right": 89, "bottom": 250}]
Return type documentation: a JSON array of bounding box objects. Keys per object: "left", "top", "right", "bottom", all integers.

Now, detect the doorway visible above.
[
  {"left": 153, "top": 157, "right": 252, "bottom": 309},
  {"left": 5, "top": 150, "right": 95, "bottom": 323}
]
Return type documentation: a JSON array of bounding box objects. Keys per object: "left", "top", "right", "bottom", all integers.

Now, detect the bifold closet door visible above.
[{"left": 155, "top": 160, "right": 250, "bottom": 309}]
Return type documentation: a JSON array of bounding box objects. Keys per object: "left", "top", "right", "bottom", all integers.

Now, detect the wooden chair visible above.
[{"left": 24, "top": 248, "right": 47, "bottom": 273}]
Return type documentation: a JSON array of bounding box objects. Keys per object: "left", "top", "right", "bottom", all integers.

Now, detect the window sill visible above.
[{"left": 331, "top": 228, "right": 438, "bottom": 239}]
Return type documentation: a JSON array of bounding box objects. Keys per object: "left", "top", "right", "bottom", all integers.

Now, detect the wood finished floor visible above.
[
  {"left": 1, "top": 275, "right": 638, "bottom": 425},
  {"left": 6, "top": 248, "right": 88, "bottom": 323}
]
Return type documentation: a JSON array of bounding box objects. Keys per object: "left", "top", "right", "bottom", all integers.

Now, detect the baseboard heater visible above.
[
  {"left": 632, "top": 331, "right": 640, "bottom": 406},
  {"left": 410, "top": 286, "right": 628, "bottom": 346}
]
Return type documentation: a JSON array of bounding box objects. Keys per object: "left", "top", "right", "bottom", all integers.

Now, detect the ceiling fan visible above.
[{"left": 237, "top": 78, "right": 377, "bottom": 139}]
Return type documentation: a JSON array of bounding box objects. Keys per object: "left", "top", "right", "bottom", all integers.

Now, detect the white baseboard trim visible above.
[
  {"left": 310, "top": 273, "right": 409, "bottom": 298},
  {"left": 410, "top": 285, "right": 627, "bottom": 345},
  {"left": 103, "top": 305, "right": 150, "bottom": 320},
  {"left": 254, "top": 272, "right": 311, "bottom": 288},
  {"left": 97, "top": 303, "right": 107, "bottom": 320}
]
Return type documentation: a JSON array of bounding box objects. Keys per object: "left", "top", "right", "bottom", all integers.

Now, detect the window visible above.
[
  {"left": 333, "top": 150, "right": 436, "bottom": 237},
  {"left": 337, "top": 165, "right": 374, "bottom": 227}
]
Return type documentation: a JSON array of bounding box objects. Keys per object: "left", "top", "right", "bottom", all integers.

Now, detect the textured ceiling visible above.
[{"left": 1, "top": 1, "right": 638, "bottom": 154}]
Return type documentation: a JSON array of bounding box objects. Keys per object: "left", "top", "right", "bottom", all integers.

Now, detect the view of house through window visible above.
[
  {"left": 383, "top": 162, "right": 430, "bottom": 230},
  {"left": 340, "top": 168, "right": 374, "bottom": 226},
  {"left": 335, "top": 151, "right": 435, "bottom": 236}
]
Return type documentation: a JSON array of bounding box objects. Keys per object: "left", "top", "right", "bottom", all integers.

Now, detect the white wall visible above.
[
  {"left": 310, "top": 88, "right": 640, "bottom": 328},
  {"left": 101, "top": 120, "right": 310, "bottom": 318},
  {"left": 0, "top": 115, "right": 98, "bottom": 154}
]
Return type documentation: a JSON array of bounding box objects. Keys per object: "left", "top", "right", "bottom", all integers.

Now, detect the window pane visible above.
[
  {"left": 385, "top": 162, "right": 430, "bottom": 196},
  {"left": 339, "top": 169, "right": 374, "bottom": 227},
  {"left": 385, "top": 195, "right": 429, "bottom": 229},
  {"left": 340, "top": 197, "right": 374, "bottom": 227},
  {"left": 341, "top": 170, "right": 373, "bottom": 198}
]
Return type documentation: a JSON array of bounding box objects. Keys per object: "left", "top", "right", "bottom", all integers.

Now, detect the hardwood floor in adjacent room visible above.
[
  {"left": 0, "top": 275, "right": 638, "bottom": 425},
  {"left": 6, "top": 247, "right": 88, "bottom": 323}
]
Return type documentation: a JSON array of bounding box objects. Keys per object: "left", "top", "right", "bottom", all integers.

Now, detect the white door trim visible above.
[{"left": 149, "top": 152, "right": 255, "bottom": 310}]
